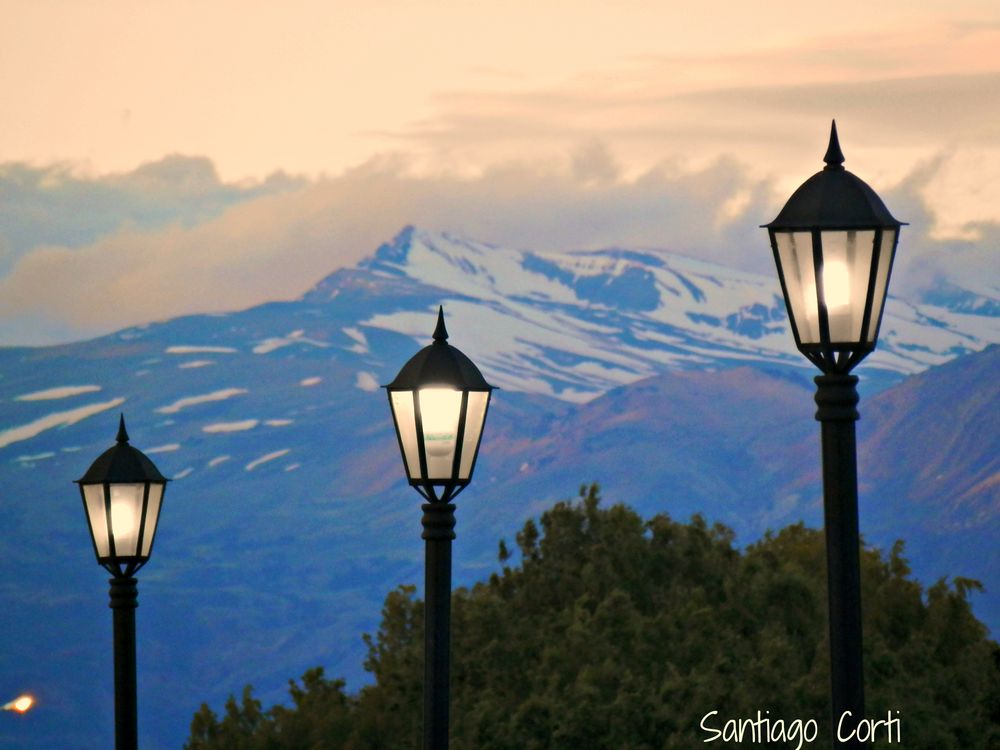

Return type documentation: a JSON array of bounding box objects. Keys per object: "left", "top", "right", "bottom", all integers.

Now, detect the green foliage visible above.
[
  {"left": 186, "top": 485, "right": 1000, "bottom": 749},
  {"left": 184, "top": 671, "right": 354, "bottom": 750}
]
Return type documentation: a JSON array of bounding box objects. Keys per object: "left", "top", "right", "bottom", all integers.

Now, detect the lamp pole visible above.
[
  {"left": 763, "top": 122, "right": 904, "bottom": 747},
  {"left": 110, "top": 576, "right": 139, "bottom": 750},
  {"left": 816, "top": 372, "right": 864, "bottom": 745},
  {"left": 75, "top": 415, "right": 169, "bottom": 750},
  {"left": 422, "top": 500, "right": 456, "bottom": 748},
  {"left": 385, "top": 307, "right": 495, "bottom": 750}
]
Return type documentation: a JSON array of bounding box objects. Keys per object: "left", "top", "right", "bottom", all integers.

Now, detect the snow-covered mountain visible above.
[
  {"left": 312, "top": 226, "right": 998, "bottom": 399},
  {"left": 0, "top": 226, "right": 996, "bottom": 750}
]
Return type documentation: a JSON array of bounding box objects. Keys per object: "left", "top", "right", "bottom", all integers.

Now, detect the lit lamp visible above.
[
  {"left": 76, "top": 415, "right": 168, "bottom": 750},
  {"left": 385, "top": 307, "right": 494, "bottom": 750},
  {"left": 1, "top": 694, "right": 34, "bottom": 713},
  {"left": 763, "top": 121, "right": 904, "bottom": 748},
  {"left": 765, "top": 120, "right": 903, "bottom": 373}
]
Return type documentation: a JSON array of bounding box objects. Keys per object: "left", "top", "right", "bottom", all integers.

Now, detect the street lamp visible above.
[
  {"left": 763, "top": 121, "right": 904, "bottom": 748},
  {"left": 385, "top": 306, "right": 495, "bottom": 750},
  {"left": 75, "top": 415, "right": 168, "bottom": 750}
]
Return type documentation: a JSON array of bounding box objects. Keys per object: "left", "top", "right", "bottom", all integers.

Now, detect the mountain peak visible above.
[{"left": 370, "top": 224, "right": 419, "bottom": 266}]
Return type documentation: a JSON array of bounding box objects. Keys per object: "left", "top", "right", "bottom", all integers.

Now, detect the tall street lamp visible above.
[
  {"left": 763, "top": 121, "right": 904, "bottom": 747},
  {"left": 385, "top": 306, "right": 495, "bottom": 750},
  {"left": 75, "top": 415, "right": 169, "bottom": 750}
]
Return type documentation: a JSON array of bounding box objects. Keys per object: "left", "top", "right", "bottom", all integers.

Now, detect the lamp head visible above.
[
  {"left": 763, "top": 121, "right": 906, "bottom": 373},
  {"left": 385, "top": 307, "right": 495, "bottom": 502},
  {"left": 75, "top": 414, "right": 169, "bottom": 577}
]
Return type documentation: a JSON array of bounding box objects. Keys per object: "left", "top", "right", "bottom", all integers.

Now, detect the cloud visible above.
[
  {"left": 880, "top": 163, "right": 1000, "bottom": 300},
  {"left": 0, "top": 148, "right": 788, "bottom": 343},
  {"left": 0, "top": 156, "right": 304, "bottom": 275},
  {"left": 0, "top": 133, "right": 995, "bottom": 347}
]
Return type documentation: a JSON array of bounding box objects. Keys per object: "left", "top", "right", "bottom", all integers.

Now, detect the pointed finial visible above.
[
  {"left": 116, "top": 413, "right": 130, "bottom": 444},
  {"left": 432, "top": 305, "right": 449, "bottom": 342},
  {"left": 823, "top": 120, "right": 845, "bottom": 170}
]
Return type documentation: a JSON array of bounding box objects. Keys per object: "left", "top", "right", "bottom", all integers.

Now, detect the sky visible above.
[{"left": 1, "top": 0, "right": 998, "bottom": 345}]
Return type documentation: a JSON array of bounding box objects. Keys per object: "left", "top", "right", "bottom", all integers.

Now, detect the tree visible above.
[{"left": 187, "top": 484, "right": 1000, "bottom": 749}]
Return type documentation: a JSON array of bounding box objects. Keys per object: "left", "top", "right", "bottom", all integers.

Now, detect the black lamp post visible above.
[
  {"left": 764, "top": 121, "right": 904, "bottom": 747},
  {"left": 75, "top": 415, "right": 168, "bottom": 750},
  {"left": 385, "top": 306, "right": 494, "bottom": 750}
]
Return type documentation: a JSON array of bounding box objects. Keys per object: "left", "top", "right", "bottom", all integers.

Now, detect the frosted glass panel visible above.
[
  {"left": 418, "top": 388, "right": 462, "bottom": 480},
  {"left": 140, "top": 483, "right": 164, "bottom": 557},
  {"left": 108, "top": 483, "right": 145, "bottom": 557},
  {"left": 82, "top": 484, "right": 110, "bottom": 558},
  {"left": 820, "top": 230, "right": 875, "bottom": 343},
  {"left": 458, "top": 391, "right": 490, "bottom": 480},
  {"left": 866, "top": 229, "right": 896, "bottom": 343},
  {"left": 775, "top": 232, "right": 819, "bottom": 344},
  {"left": 390, "top": 391, "right": 421, "bottom": 480}
]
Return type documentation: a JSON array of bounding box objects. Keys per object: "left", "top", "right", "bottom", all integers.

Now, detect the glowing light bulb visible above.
[
  {"left": 108, "top": 484, "right": 143, "bottom": 555},
  {"left": 110, "top": 493, "right": 137, "bottom": 535},
  {"left": 822, "top": 260, "right": 850, "bottom": 310},
  {"left": 800, "top": 260, "right": 852, "bottom": 339},
  {"left": 419, "top": 388, "right": 461, "bottom": 457}
]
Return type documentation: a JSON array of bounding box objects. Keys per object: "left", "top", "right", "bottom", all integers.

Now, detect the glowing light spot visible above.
[
  {"left": 419, "top": 388, "right": 461, "bottom": 457},
  {"left": 2, "top": 694, "right": 34, "bottom": 713},
  {"left": 822, "top": 260, "right": 850, "bottom": 310}
]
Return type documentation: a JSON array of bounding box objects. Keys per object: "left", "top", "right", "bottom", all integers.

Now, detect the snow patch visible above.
[
  {"left": 203, "top": 420, "right": 259, "bottom": 433},
  {"left": 16, "top": 385, "right": 101, "bottom": 401},
  {"left": 16, "top": 452, "right": 56, "bottom": 463},
  {"left": 355, "top": 372, "right": 379, "bottom": 392},
  {"left": 0, "top": 397, "right": 126, "bottom": 450},
  {"left": 245, "top": 449, "right": 290, "bottom": 471},
  {"left": 252, "top": 330, "right": 330, "bottom": 355},
  {"left": 155, "top": 388, "right": 247, "bottom": 414},
  {"left": 147, "top": 444, "right": 181, "bottom": 454},
  {"left": 166, "top": 346, "right": 237, "bottom": 355},
  {"left": 342, "top": 327, "right": 369, "bottom": 353}
]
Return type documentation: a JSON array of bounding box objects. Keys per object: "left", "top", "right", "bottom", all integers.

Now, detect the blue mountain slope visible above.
[{"left": 0, "top": 227, "right": 996, "bottom": 750}]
